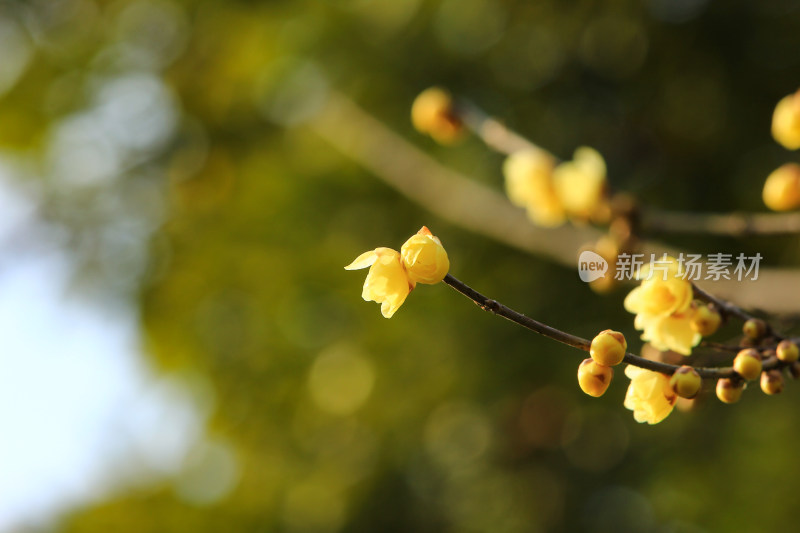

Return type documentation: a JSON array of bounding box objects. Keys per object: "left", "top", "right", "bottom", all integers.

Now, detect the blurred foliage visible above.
[{"left": 2, "top": 0, "right": 800, "bottom": 531}]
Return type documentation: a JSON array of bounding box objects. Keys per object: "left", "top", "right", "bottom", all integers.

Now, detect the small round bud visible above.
[
  {"left": 763, "top": 163, "right": 800, "bottom": 211},
  {"left": 742, "top": 319, "right": 767, "bottom": 341},
  {"left": 690, "top": 304, "right": 722, "bottom": 337},
  {"left": 733, "top": 349, "right": 763, "bottom": 381},
  {"left": 411, "top": 87, "right": 463, "bottom": 144},
  {"left": 790, "top": 362, "right": 800, "bottom": 380},
  {"left": 772, "top": 90, "right": 800, "bottom": 150},
  {"left": 589, "top": 329, "right": 627, "bottom": 367},
  {"left": 776, "top": 340, "right": 800, "bottom": 363},
  {"left": 577, "top": 358, "right": 613, "bottom": 397},
  {"left": 670, "top": 366, "right": 702, "bottom": 399},
  {"left": 760, "top": 370, "right": 785, "bottom": 395},
  {"left": 716, "top": 378, "right": 744, "bottom": 404}
]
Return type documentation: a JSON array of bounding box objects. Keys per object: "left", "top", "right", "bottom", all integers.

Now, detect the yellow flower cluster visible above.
[
  {"left": 502, "top": 147, "right": 608, "bottom": 227},
  {"left": 623, "top": 365, "right": 677, "bottom": 424},
  {"left": 581, "top": 330, "right": 700, "bottom": 425},
  {"left": 623, "top": 257, "right": 721, "bottom": 356},
  {"left": 345, "top": 227, "right": 449, "bottom": 318}
]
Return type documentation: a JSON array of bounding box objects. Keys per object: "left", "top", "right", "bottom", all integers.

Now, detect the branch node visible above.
[{"left": 482, "top": 299, "right": 500, "bottom": 314}]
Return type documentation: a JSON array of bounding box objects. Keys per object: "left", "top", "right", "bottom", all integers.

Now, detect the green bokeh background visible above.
[{"left": 2, "top": 0, "right": 800, "bottom": 531}]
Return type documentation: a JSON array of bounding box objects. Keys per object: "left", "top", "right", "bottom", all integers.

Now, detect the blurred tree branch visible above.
[
  {"left": 310, "top": 92, "right": 800, "bottom": 312},
  {"left": 458, "top": 100, "right": 800, "bottom": 237}
]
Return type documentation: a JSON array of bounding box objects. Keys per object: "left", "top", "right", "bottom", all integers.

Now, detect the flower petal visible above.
[
  {"left": 624, "top": 287, "right": 644, "bottom": 313},
  {"left": 345, "top": 250, "right": 378, "bottom": 270}
]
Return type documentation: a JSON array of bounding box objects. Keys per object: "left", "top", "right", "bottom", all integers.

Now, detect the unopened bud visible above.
[
  {"left": 760, "top": 370, "right": 785, "bottom": 395},
  {"left": 763, "top": 164, "right": 800, "bottom": 211},
  {"left": 742, "top": 319, "right": 767, "bottom": 341},
  {"left": 411, "top": 87, "right": 463, "bottom": 144},
  {"left": 733, "top": 349, "right": 763, "bottom": 381},
  {"left": 590, "top": 329, "right": 627, "bottom": 367},
  {"left": 577, "top": 358, "right": 613, "bottom": 397},
  {"left": 716, "top": 378, "right": 744, "bottom": 404},
  {"left": 776, "top": 340, "right": 800, "bottom": 363},
  {"left": 690, "top": 304, "right": 722, "bottom": 337},
  {"left": 772, "top": 90, "right": 800, "bottom": 150},
  {"left": 669, "top": 366, "right": 702, "bottom": 399}
]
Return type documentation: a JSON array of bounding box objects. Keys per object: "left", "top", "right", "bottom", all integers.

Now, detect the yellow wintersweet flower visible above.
[
  {"left": 552, "top": 146, "right": 607, "bottom": 219},
  {"left": 623, "top": 365, "right": 677, "bottom": 424},
  {"left": 633, "top": 312, "right": 701, "bottom": 356},
  {"left": 345, "top": 247, "right": 413, "bottom": 318},
  {"left": 624, "top": 258, "right": 700, "bottom": 355},
  {"left": 772, "top": 89, "right": 800, "bottom": 150},
  {"left": 502, "top": 149, "right": 565, "bottom": 227},
  {"left": 400, "top": 226, "right": 450, "bottom": 284}
]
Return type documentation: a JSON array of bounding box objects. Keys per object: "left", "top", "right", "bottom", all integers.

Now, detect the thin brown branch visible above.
[
  {"left": 443, "top": 274, "right": 740, "bottom": 379},
  {"left": 692, "top": 282, "right": 755, "bottom": 323},
  {"left": 699, "top": 341, "right": 744, "bottom": 353},
  {"left": 640, "top": 209, "right": 800, "bottom": 237},
  {"left": 443, "top": 273, "right": 798, "bottom": 380},
  {"left": 692, "top": 282, "right": 784, "bottom": 340}
]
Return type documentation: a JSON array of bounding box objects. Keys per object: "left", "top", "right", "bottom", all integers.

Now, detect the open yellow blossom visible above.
[
  {"left": 552, "top": 146, "right": 607, "bottom": 219},
  {"left": 345, "top": 247, "right": 413, "bottom": 318},
  {"left": 623, "top": 365, "right": 677, "bottom": 424},
  {"left": 772, "top": 89, "right": 800, "bottom": 150},
  {"left": 502, "top": 149, "right": 565, "bottom": 227},
  {"left": 624, "top": 258, "right": 700, "bottom": 355},
  {"left": 400, "top": 226, "right": 450, "bottom": 284},
  {"left": 633, "top": 312, "right": 700, "bottom": 356}
]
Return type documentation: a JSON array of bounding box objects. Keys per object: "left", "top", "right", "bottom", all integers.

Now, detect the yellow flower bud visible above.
[
  {"left": 776, "top": 340, "right": 800, "bottom": 363},
  {"left": 733, "top": 348, "right": 762, "bottom": 381},
  {"left": 772, "top": 90, "right": 800, "bottom": 150},
  {"left": 552, "top": 146, "right": 607, "bottom": 219},
  {"left": 590, "top": 329, "right": 627, "bottom": 366},
  {"left": 670, "top": 365, "right": 702, "bottom": 399},
  {"left": 716, "top": 378, "right": 744, "bottom": 404},
  {"left": 400, "top": 226, "right": 450, "bottom": 285},
  {"left": 345, "top": 247, "right": 413, "bottom": 318},
  {"left": 760, "top": 370, "right": 784, "bottom": 395},
  {"left": 690, "top": 304, "right": 721, "bottom": 337},
  {"left": 763, "top": 163, "right": 800, "bottom": 211},
  {"left": 742, "top": 318, "right": 767, "bottom": 341},
  {"left": 411, "top": 87, "right": 463, "bottom": 144},
  {"left": 577, "top": 358, "right": 613, "bottom": 397},
  {"left": 623, "top": 365, "right": 676, "bottom": 424}
]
